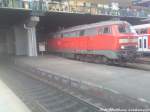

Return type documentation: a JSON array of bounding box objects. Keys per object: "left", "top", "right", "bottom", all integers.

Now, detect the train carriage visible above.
[
  {"left": 133, "top": 24, "right": 150, "bottom": 55},
  {"left": 48, "top": 21, "right": 138, "bottom": 63}
]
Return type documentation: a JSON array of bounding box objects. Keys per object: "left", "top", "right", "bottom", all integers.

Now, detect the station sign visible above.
[{"left": 39, "top": 42, "right": 46, "bottom": 56}]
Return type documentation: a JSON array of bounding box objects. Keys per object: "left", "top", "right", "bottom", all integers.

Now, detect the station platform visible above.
[
  {"left": 14, "top": 55, "right": 150, "bottom": 104},
  {"left": 0, "top": 79, "right": 31, "bottom": 112}
]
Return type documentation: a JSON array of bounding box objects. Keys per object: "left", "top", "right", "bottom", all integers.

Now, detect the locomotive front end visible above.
[
  {"left": 117, "top": 24, "right": 138, "bottom": 62},
  {"left": 118, "top": 37, "right": 138, "bottom": 61}
]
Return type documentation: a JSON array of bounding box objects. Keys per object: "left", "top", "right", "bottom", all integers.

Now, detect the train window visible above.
[
  {"left": 136, "top": 30, "right": 140, "bottom": 34},
  {"left": 84, "top": 28, "right": 97, "bottom": 36},
  {"left": 99, "top": 26, "right": 111, "bottom": 34},
  {"left": 118, "top": 25, "right": 126, "bottom": 33},
  {"left": 69, "top": 32, "right": 77, "bottom": 37},
  {"left": 63, "top": 33, "right": 68, "bottom": 37},
  {"left": 140, "top": 29, "right": 147, "bottom": 34},
  {"left": 103, "top": 27, "right": 110, "bottom": 34},
  {"left": 118, "top": 25, "right": 132, "bottom": 34},
  {"left": 144, "top": 39, "right": 147, "bottom": 48},
  {"left": 80, "top": 30, "right": 85, "bottom": 36},
  {"left": 63, "top": 32, "right": 77, "bottom": 38},
  {"left": 139, "top": 39, "right": 142, "bottom": 48}
]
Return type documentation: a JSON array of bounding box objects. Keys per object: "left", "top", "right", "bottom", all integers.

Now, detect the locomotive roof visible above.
[
  {"left": 58, "top": 21, "right": 129, "bottom": 34},
  {"left": 133, "top": 24, "right": 150, "bottom": 30}
]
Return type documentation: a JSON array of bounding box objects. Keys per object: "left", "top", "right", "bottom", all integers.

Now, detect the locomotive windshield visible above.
[{"left": 118, "top": 24, "right": 133, "bottom": 34}]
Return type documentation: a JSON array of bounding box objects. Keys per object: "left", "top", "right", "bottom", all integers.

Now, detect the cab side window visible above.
[
  {"left": 69, "top": 32, "right": 77, "bottom": 37},
  {"left": 140, "top": 29, "right": 147, "bottom": 34},
  {"left": 103, "top": 27, "right": 110, "bottom": 34},
  {"left": 99, "top": 26, "right": 111, "bottom": 34}
]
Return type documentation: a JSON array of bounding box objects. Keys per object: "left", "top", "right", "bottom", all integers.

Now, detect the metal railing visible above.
[
  {"left": 0, "top": 0, "right": 47, "bottom": 11},
  {"left": 0, "top": 0, "right": 149, "bottom": 18},
  {"left": 0, "top": 0, "right": 22, "bottom": 9},
  {"left": 47, "top": 2, "right": 149, "bottom": 18},
  {"left": 0, "top": 0, "right": 48, "bottom": 16}
]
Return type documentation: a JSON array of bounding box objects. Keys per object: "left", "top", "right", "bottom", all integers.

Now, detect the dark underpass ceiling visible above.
[
  {"left": 37, "top": 12, "right": 146, "bottom": 34},
  {"left": 0, "top": 8, "right": 145, "bottom": 34},
  {"left": 0, "top": 8, "right": 146, "bottom": 32},
  {"left": 0, "top": 8, "right": 31, "bottom": 27}
]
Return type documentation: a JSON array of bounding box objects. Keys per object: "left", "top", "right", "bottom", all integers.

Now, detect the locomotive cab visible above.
[{"left": 116, "top": 23, "right": 138, "bottom": 61}]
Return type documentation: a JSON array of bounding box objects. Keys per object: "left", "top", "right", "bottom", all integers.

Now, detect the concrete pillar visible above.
[
  {"left": 25, "top": 16, "right": 39, "bottom": 56},
  {"left": 0, "top": 30, "right": 6, "bottom": 55},
  {"left": 6, "top": 28, "right": 15, "bottom": 55},
  {"left": 14, "top": 24, "right": 28, "bottom": 56},
  {"left": 26, "top": 27, "right": 37, "bottom": 56},
  {"left": 13, "top": 16, "right": 39, "bottom": 56}
]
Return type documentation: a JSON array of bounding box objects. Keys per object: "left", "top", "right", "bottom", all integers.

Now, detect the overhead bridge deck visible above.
[{"left": 37, "top": 11, "right": 146, "bottom": 34}]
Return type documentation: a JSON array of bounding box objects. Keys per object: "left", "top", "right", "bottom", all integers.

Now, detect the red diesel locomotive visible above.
[{"left": 48, "top": 21, "right": 138, "bottom": 63}]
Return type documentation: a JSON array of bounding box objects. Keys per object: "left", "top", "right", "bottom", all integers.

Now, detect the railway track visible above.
[
  {"left": 68, "top": 54, "right": 150, "bottom": 71},
  {"left": 12, "top": 58, "right": 150, "bottom": 110},
  {"left": 71, "top": 57, "right": 150, "bottom": 71},
  {"left": 0, "top": 65, "right": 100, "bottom": 112},
  {"left": 135, "top": 57, "right": 150, "bottom": 65},
  {"left": 50, "top": 53, "right": 150, "bottom": 71},
  {"left": 5, "top": 55, "right": 150, "bottom": 111}
]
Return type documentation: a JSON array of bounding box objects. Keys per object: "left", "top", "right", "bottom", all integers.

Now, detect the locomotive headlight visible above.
[{"left": 121, "top": 45, "right": 125, "bottom": 49}]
